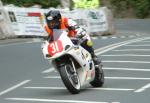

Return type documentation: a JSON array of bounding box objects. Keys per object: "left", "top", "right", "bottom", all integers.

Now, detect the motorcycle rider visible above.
[{"left": 44, "top": 10, "right": 99, "bottom": 65}]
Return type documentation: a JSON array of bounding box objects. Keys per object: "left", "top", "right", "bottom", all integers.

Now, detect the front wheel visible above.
[
  {"left": 90, "top": 63, "right": 104, "bottom": 87},
  {"left": 59, "top": 64, "right": 81, "bottom": 94}
]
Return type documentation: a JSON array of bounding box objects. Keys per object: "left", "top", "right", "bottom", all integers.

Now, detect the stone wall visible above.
[{"left": 0, "top": 0, "right": 15, "bottom": 39}]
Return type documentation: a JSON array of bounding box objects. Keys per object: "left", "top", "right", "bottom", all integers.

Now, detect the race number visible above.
[{"left": 48, "top": 40, "right": 63, "bottom": 56}]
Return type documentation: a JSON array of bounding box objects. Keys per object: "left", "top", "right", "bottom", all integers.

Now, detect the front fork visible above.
[
  {"left": 69, "top": 58, "right": 78, "bottom": 84},
  {"left": 70, "top": 58, "right": 77, "bottom": 74}
]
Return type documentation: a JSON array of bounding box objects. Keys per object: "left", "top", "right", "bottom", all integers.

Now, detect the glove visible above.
[
  {"left": 76, "top": 28, "right": 86, "bottom": 38},
  {"left": 87, "top": 40, "right": 93, "bottom": 47},
  {"left": 81, "top": 39, "right": 93, "bottom": 47}
]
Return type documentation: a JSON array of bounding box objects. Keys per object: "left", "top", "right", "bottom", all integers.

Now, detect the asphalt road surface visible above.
[{"left": 0, "top": 19, "right": 150, "bottom": 103}]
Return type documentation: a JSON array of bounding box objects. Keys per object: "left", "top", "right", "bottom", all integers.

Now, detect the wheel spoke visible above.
[{"left": 65, "top": 64, "right": 80, "bottom": 89}]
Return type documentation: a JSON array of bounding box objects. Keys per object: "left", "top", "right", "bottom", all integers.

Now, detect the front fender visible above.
[{"left": 51, "top": 54, "right": 81, "bottom": 71}]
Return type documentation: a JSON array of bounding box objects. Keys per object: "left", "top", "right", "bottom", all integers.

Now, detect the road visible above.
[{"left": 0, "top": 19, "right": 150, "bottom": 103}]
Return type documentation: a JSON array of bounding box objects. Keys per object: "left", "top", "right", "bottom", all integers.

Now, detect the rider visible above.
[{"left": 44, "top": 10, "right": 99, "bottom": 65}]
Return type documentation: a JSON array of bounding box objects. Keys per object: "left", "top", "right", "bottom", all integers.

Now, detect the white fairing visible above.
[{"left": 41, "top": 30, "right": 95, "bottom": 87}]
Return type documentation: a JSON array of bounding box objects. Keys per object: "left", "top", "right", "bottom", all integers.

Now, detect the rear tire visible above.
[
  {"left": 90, "top": 63, "right": 104, "bottom": 87},
  {"left": 59, "top": 64, "right": 81, "bottom": 94}
]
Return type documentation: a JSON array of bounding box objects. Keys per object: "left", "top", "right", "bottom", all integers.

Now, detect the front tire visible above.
[
  {"left": 90, "top": 63, "right": 104, "bottom": 87},
  {"left": 59, "top": 64, "right": 81, "bottom": 94}
]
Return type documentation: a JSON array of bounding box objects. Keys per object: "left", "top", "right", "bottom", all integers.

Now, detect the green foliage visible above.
[
  {"left": 109, "top": 0, "right": 150, "bottom": 18},
  {"left": 1, "top": 0, "right": 61, "bottom": 8},
  {"left": 129, "top": 0, "right": 150, "bottom": 18}
]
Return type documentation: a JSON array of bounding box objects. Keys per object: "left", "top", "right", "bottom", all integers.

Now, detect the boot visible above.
[
  {"left": 91, "top": 51, "right": 101, "bottom": 66},
  {"left": 81, "top": 42, "right": 101, "bottom": 66}
]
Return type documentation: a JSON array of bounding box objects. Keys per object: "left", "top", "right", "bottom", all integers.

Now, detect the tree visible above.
[{"left": 1, "top": 0, "right": 61, "bottom": 8}]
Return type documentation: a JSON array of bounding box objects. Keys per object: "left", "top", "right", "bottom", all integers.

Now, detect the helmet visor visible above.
[
  {"left": 48, "top": 19, "right": 60, "bottom": 29},
  {"left": 47, "top": 16, "right": 53, "bottom": 20}
]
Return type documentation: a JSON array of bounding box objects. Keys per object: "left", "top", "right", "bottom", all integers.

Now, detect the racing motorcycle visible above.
[{"left": 41, "top": 30, "right": 104, "bottom": 94}]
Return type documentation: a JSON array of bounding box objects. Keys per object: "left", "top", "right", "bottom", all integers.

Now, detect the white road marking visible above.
[
  {"left": 0, "top": 80, "right": 31, "bottom": 96},
  {"left": 103, "top": 67, "right": 150, "bottom": 72},
  {"left": 101, "top": 37, "right": 108, "bottom": 39},
  {"left": 44, "top": 76, "right": 150, "bottom": 80},
  {"left": 102, "top": 54, "right": 150, "bottom": 57},
  {"left": 44, "top": 76, "right": 60, "bottom": 79},
  {"left": 32, "top": 38, "right": 42, "bottom": 42},
  {"left": 128, "top": 35, "right": 135, "bottom": 38},
  {"left": 111, "top": 36, "right": 117, "bottom": 39},
  {"left": 24, "top": 86, "right": 134, "bottom": 91},
  {"left": 24, "top": 86, "right": 66, "bottom": 89},
  {"left": 125, "top": 44, "right": 150, "bottom": 46},
  {"left": 113, "top": 49, "right": 150, "bottom": 51},
  {"left": 91, "top": 37, "right": 98, "bottom": 39},
  {"left": 120, "top": 36, "right": 126, "bottom": 38},
  {"left": 42, "top": 67, "right": 54, "bottom": 73},
  {"left": 103, "top": 60, "right": 150, "bottom": 64},
  {"left": 134, "top": 83, "right": 150, "bottom": 93},
  {"left": 95, "top": 37, "right": 150, "bottom": 55},
  {"left": 140, "top": 41, "right": 150, "bottom": 43},
  {"left": 0, "top": 43, "right": 24, "bottom": 47},
  {"left": 0, "top": 39, "right": 41, "bottom": 47},
  {"left": 5, "top": 98, "right": 108, "bottom": 103},
  {"left": 135, "top": 34, "right": 140, "bottom": 36},
  {"left": 112, "top": 102, "right": 120, "bottom": 103},
  {"left": 105, "top": 77, "right": 150, "bottom": 80}
]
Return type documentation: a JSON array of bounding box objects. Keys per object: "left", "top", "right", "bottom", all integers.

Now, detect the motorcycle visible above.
[{"left": 41, "top": 29, "right": 104, "bottom": 94}]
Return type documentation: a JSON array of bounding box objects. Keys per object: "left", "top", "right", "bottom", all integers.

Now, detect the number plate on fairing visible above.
[{"left": 47, "top": 40, "right": 63, "bottom": 56}]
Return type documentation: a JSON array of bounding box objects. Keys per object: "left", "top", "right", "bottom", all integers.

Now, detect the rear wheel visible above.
[
  {"left": 59, "top": 64, "right": 81, "bottom": 94},
  {"left": 90, "top": 63, "right": 104, "bottom": 87}
]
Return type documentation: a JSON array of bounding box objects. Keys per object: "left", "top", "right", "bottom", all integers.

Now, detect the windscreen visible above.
[{"left": 52, "top": 29, "right": 67, "bottom": 41}]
